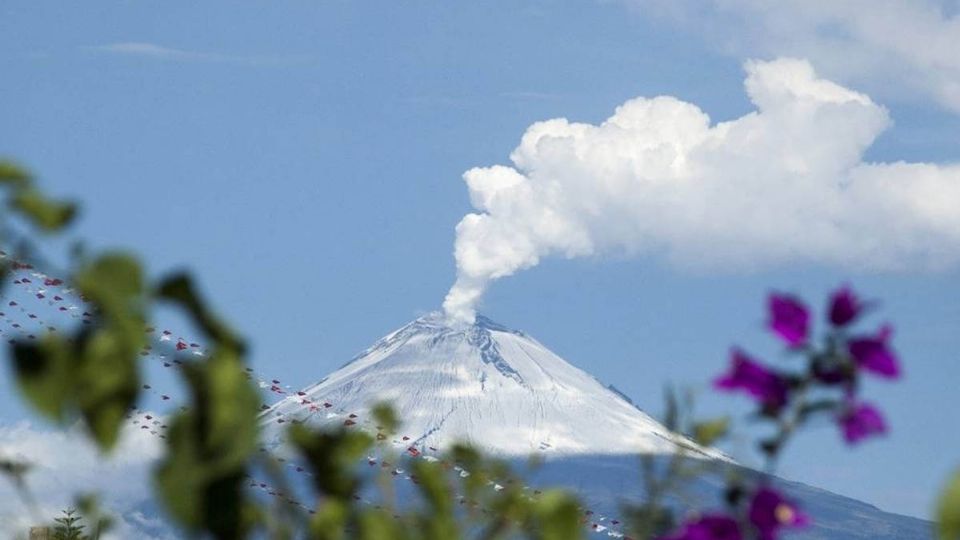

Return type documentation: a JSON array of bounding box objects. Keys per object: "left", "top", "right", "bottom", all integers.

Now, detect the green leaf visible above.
[
  {"left": 77, "top": 329, "right": 140, "bottom": 449},
  {"left": 449, "top": 444, "right": 491, "bottom": 498},
  {"left": 413, "top": 460, "right": 460, "bottom": 539},
  {"left": 155, "top": 411, "right": 205, "bottom": 528},
  {"left": 11, "top": 336, "right": 75, "bottom": 421},
  {"left": 411, "top": 459, "right": 459, "bottom": 540},
  {"left": 155, "top": 273, "right": 244, "bottom": 353},
  {"left": 10, "top": 329, "right": 140, "bottom": 450},
  {"left": 371, "top": 402, "right": 399, "bottom": 435},
  {"left": 289, "top": 424, "right": 373, "bottom": 500},
  {"left": 68, "top": 254, "right": 146, "bottom": 450},
  {"left": 155, "top": 349, "right": 260, "bottom": 538},
  {"left": 412, "top": 459, "right": 452, "bottom": 513},
  {"left": 308, "top": 500, "right": 349, "bottom": 540},
  {"left": 203, "top": 349, "right": 260, "bottom": 466},
  {"left": 692, "top": 417, "right": 730, "bottom": 447},
  {"left": 529, "top": 490, "right": 583, "bottom": 540},
  {"left": 358, "top": 509, "right": 406, "bottom": 540},
  {"left": 10, "top": 188, "right": 77, "bottom": 231},
  {"left": 0, "top": 159, "right": 31, "bottom": 188},
  {"left": 938, "top": 468, "right": 960, "bottom": 540},
  {"left": 74, "top": 253, "right": 144, "bottom": 322}
]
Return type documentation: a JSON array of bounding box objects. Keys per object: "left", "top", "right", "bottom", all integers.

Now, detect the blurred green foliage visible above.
[{"left": 939, "top": 469, "right": 960, "bottom": 540}]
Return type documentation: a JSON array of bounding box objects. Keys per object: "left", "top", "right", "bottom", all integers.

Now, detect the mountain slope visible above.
[
  {"left": 262, "top": 313, "right": 715, "bottom": 457},
  {"left": 260, "top": 313, "right": 930, "bottom": 539},
  {"left": 522, "top": 455, "right": 931, "bottom": 540}
]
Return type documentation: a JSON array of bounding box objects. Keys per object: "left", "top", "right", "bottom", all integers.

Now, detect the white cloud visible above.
[
  {"left": 0, "top": 420, "right": 173, "bottom": 540},
  {"left": 443, "top": 58, "right": 960, "bottom": 322},
  {"left": 620, "top": 0, "right": 960, "bottom": 113}
]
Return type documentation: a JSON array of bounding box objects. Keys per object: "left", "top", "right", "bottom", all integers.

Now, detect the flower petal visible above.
[
  {"left": 749, "top": 487, "right": 809, "bottom": 540},
  {"left": 828, "top": 285, "right": 863, "bottom": 327},
  {"left": 849, "top": 325, "right": 900, "bottom": 379},
  {"left": 768, "top": 294, "right": 810, "bottom": 347},
  {"left": 839, "top": 402, "right": 887, "bottom": 444},
  {"left": 714, "top": 349, "right": 789, "bottom": 411}
]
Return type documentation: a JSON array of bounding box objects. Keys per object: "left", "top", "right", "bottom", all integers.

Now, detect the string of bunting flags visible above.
[{"left": 0, "top": 251, "right": 631, "bottom": 538}]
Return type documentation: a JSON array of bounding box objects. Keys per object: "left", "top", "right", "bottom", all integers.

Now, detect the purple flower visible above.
[
  {"left": 748, "top": 487, "right": 810, "bottom": 540},
  {"left": 714, "top": 349, "right": 789, "bottom": 411},
  {"left": 768, "top": 294, "right": 809, "bottom": 348},
  {"left": 828, "top": 285, "right": 864, "bottom": 327},
  {"left": 838, "top": 401, "right": 887, "bottom": 445},
  {"left": 659, "top": 514, "right": 742, "bottom": 540},
  {"left": 848, "top": 325, "right": 900, "bottom": 379}
]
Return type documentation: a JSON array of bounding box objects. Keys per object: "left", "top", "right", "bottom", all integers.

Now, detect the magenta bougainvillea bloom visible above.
[
  {"left": 768, "top": 294, "right": 809, "bottom": 347},
  {"left": 748, "top": 487, "right": 810, "bottom": 540},
  {"left": 714, "top": 349, "right": 789, "bottom": 411},
  {"left": 838, "top": 401, "right": 887, "bottom": 444},
  {"left": 828, "top": 285, "right": 864, "bottom": 327},
  {"left": 849, "top": 325, "right": 900, "bottom": 379},
  {"left": 659, "top": 514, "right": 742, "bottom": 540}
]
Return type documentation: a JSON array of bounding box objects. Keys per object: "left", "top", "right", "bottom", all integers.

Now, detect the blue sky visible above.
[{"left": 2, "top": 0, "right": 960, "bottom": 523}]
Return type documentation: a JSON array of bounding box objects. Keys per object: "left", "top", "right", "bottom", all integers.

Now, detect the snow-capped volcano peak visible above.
[{"left": 263, "top": 313, "right": 718, "bottom": 458}]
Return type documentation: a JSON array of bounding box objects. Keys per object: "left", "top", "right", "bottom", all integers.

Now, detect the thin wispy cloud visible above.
[
  {"left": 620, "top": 0, "right": 960, "bottom": 114},
  {"left": 88, "top": 42, "right": 308, "bottom": 66}
]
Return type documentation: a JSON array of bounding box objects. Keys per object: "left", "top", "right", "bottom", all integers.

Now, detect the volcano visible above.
[
  {"left": 261, "top": 313, "right": 930, "bottom": 539},
  {"left": 261, "top": 312, "right": 719, "bottom": 458}
]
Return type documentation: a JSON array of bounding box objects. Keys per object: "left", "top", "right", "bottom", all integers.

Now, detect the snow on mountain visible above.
[
  {"left": 261, "top": 312, "right": 718, "bottom": 458},
  {"left": 259, "top": 312, "right": 933, "bottom": 539}
]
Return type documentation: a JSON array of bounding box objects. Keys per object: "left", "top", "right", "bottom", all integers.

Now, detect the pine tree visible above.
[{"left": 52, "top": 508, "right": 86, "bottom": 540}]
